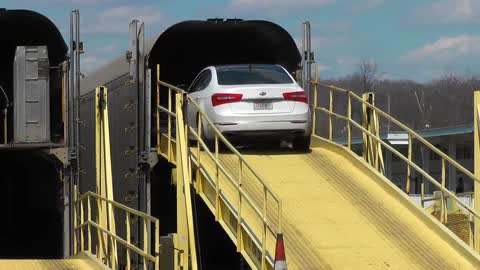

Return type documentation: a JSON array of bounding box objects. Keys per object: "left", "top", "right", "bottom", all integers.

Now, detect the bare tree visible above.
[{"left": 357, "top": 60, "right": 378, "bottom": 93}]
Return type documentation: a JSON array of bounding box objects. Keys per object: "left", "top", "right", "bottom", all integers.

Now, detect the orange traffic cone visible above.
[{"left": 274, "top": 233, "right": 287, "bottom": 270}]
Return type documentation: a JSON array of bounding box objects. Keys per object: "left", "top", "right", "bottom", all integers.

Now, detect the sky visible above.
[{"left": 3, "top": 0, "right": 480, "bottom": 82}]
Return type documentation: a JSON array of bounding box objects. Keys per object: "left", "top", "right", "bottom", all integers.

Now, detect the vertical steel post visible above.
[
  {"left": 474, "top": 90, "right": 480, "bottom": 252},
  {"left": 156, "top": 65, "right": 161, "bottom": 153},
  {"left": 74, "top": 9, "right": 81, "bottom": 191},
  {"left": 73, "top": 185, "right": 78, "bottom": 254},
  {"left": 441, "top": 158, "right": 447, "bottom": 223},
  {"left": 347, "top": 93, "right": 352, "bottom": 150},
  {"left": 302, "top": 21, "right": 312, "bottom": 101},
  {"left": 155, "top": 219, "right": 160, "bottom": 270},
  {"left": 329, "top": 88, "right": 333, "bottom": 140},
  {"left": 87, "top": 196, "right": 91, "bottom": 252},
  {"left": 68, "top": 10, "right": 77, "bottom": 258},
  {"left": 175, "top": 93, "right": 198, "bottom": 270},
  {"left": 126, "top": 213, "right": 131, "bottom": 270},
  {"left": 406, "top": 134, "right": 412, "bottom": 194},
  {"left": 361, "top": 93, "right": 370, "bottom": 163},
  {"left": 312, "top": 65, "right": 318, "bottom": 136},
  {"left": 69, "top": 11, "right": 75, "bottom": 149},
  {"left": 237, "top": 158, "right": 243, "bottom": 252}
]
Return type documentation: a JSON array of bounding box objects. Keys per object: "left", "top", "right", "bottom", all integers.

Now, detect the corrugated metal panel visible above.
[{"left": 79, "top": 74, "right": 146, "bottom": 268}]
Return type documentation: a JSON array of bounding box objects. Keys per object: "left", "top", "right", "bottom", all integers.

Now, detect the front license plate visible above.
[{"left": 253, "top": 102, "right": 273, "bottom": 110}]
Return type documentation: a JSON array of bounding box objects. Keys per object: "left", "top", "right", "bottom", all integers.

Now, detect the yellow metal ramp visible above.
[
  {"left": 192, "top": 137, "right": 480, "bottom": 269},
  {"left": 0, "top": 252, "right": 108, "bottom": 270},
  {"left": 155, "top": 80, "right": 480, "bottom": 269}
]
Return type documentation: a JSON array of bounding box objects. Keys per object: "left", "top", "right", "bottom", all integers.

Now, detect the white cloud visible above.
[
  {"left": 229, "top": 0, "right": 332, "bottom": 15},
  {"left": 415, "top": 0, "right": 480, "bottom": 24},
  {"left": 402, "top": 35, "right": 480, "bottom": 63},
  {"left": 81, "top": 55, "right": 107, "bottom": 72},
  {"left": 350, "top": 0, "right": 385, "bottom": 14},
  {"left": 317, "top": 64, "right": 332, "bottom": 72},
  {"left": 84, "top": 6, "right": 168, "bottom": 34},
  {"left": 294, "top": 35, "right": 348, "bottom": 52},
  {"left": 80, "top": 44, "right": 118, "bottom": 72},
  {"left": 13, "top": 0, "right": 117, "bottom": 5}
]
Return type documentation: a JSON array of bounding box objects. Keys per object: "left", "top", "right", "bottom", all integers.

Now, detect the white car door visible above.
[{"left": 187, "top": 69, "right": 212, "bottom": 129}]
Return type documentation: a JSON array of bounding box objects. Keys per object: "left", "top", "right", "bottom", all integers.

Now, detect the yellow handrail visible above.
[
  {"left": 315, "top": 107, "right": 480, "bottom": 219},
  {"left": 74, "top": 191, "right": 160, "bottom": 270},
  {"left": 157, "top": 79, "right": 282, "bottom": 229},
  {"left": 315, "top": 83, "right": 480, "bottom": 185},
  {"left": 311, "top": 79, "right": 480, "bottom": 247},
  {"left": 156, "top": 74, "right": 282, "bottom": 269}
]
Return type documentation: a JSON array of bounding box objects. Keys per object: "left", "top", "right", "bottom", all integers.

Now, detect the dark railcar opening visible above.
[
  {"left": 147, "top": 20, "right": 299, "bottom": 268},
  {"left": 147, "top": 20, "right": 301, "bottom": 147},
  {"left": 0, "top": 151, "right": 63, "bottom": 258},
  {"left": 151, "top": 158, "right": 177, "bottom": 236},
  {"left": 195, "top": 194, "right": 248, "bottom": 270},
  {"left": 151, "top": 159, "right": 247, "bottom": 270},
  {"left": 0, "top": 9, "right": 68, "bottom": 143}
]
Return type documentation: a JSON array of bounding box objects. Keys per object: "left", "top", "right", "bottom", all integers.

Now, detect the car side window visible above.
[{"left": 190, "top": 70, "right": 212, "bottom": 93}]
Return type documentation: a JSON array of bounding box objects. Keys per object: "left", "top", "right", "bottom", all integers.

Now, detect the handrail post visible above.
[
  {"left": 143, "top": 219, "right": 148, "bottom": 270},
  {"left": 87, "top": 195, "right": 92, "bottom": 252},
  {"left": 156, "top": 64, "right": 161, "bottom": 154},
  {"left": 474, "top": 90, "right": 480, "bottom": 251},
  {"left": 237, "top": 158, "right": 243, "bottom": 252},
  {"left": 441, "top": 158, "right": 447, "bottom": 223},
  {"left": 278, "top": 200, "right": 283, "bottom": 235},
  {"left": 126, "top": 213, "right": 131, "bottom": 270},
  {"left": 215, "top": 134, "right": 220, "bottom": 221},
  {"left": 80, "top": 199, "right": 85, "bottom": 252},
  {"left": 196, "top": 114, "right": 202, "bottom": 192},
  {"left": 361, "top": 93, "right": 370, "bottom": 164},
  {"left": 312, "top": 65, "right": 318, "bottom": 136},
  {"left": 347, "top": 92, "right": 352, "bottom": 150},
  {"left": 421, "top": 180, "right": 425, "bottom": 208},
  {"left": 261, "top": 187, "right": 267, "bottom": 270},
  {"left": 406, "top": 134, "right": 412, "bottom": 194},
  {"left": 155, "top": 219, "right": 160, "bottom": 270},
  {"left": 167, "top": 87, "right": 172, "bottom": 161},
  {"left": 73, "top": 185, "right": 78, "bottom": 254},
  {"left": 329, "top": 87, "right": 333, "bottom": 140}
]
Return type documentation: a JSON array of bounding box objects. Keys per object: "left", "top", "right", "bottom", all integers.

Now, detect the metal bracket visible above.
[
  {"left": 124, "top": 100, "right": 136, "bottom": 111},
  {"left": 148, "top": 151, "right": 159, "bottom": 168},
  {"left": 124, "top": 123, "right": 136, "bottom": 133},
  {"left": 124, "top": 79, "right": 135, "bottom": 86},
  {"left": 68, "top": 148, "right": 77, "bottom": 160},
  {"left": 124, "top": 146, "right": 137, "bottom": 156},
  {"left": 125, "top": 50, "right": 132, "bottom": 61},
  {"left": 49, "top": 147, "right": 70, "bottom": 165},
  {"left": 125, "top": 191, "right": 139, "bottom": 202},
  {"left": 138, "top": 150, "right": 158, "bottom": 168}
]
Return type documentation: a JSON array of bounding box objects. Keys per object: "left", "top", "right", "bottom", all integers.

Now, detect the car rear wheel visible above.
[{"left": 293, "top": 135, "right": 311, "bottom": 152}]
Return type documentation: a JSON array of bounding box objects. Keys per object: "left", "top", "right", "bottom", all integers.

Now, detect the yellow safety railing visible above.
[
  {"left": 74, "top": 191, "right": 160, "bottom": 270},
  {"left": 311, "top": 67, "right": 480, "bottom": 249},
  {"left": 155, "top": 64, "right": 282, "bottom": 269}
]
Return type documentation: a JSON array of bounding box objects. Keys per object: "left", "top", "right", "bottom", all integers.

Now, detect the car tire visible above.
[{"left": 293, "top": 136, "right": 311, "bottom": 152}]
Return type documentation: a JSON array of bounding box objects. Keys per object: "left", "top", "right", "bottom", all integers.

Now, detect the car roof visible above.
[{"left": 213, "top": 64, "right": 283, "bottom": 70}]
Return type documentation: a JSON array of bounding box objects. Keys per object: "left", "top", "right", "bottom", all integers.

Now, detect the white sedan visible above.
[{"left": 186, "top": 64, "right": 311, "bottom": 151}]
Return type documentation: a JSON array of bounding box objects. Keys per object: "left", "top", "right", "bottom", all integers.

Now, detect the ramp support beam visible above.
[
  {"left": 95, "top": 86, "right": 118, "bottom": 268},
  {"left": 175, "top": 93, "right": 199, "bottom": 270}
]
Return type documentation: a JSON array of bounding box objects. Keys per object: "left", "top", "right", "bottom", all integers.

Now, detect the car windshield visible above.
[{"left": 216, "top": 65, "right": 293, "bottom": 85}]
